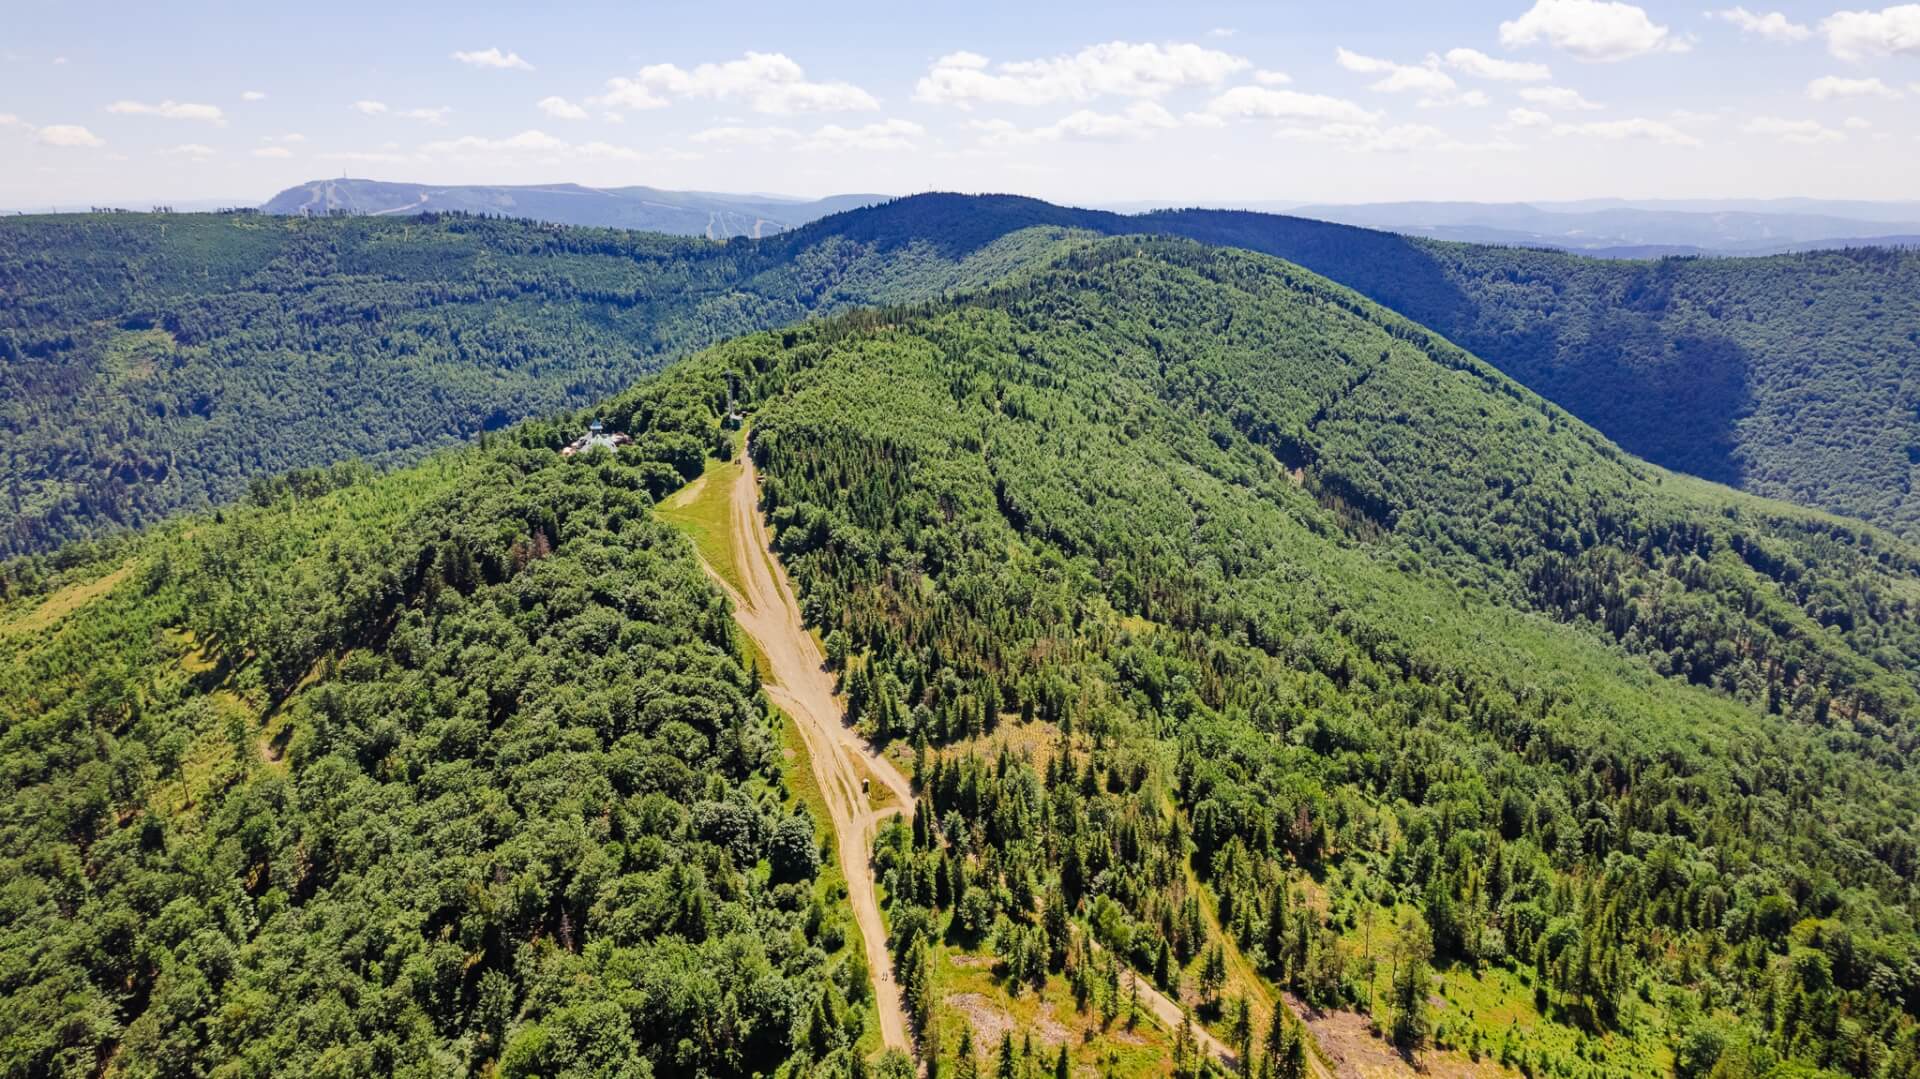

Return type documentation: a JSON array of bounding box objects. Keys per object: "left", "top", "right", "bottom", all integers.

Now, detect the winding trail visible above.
[
  {"left": 705, "top": 449, "right": 915, "bottom": 1055},
  {"left": 694, "top": 445, "right": 1301, "bottom": 1073}
]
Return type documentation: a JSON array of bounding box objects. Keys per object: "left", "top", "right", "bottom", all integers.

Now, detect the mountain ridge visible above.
[{"left": 6, "top": 232, "right": 1914, "bottom": 1077}]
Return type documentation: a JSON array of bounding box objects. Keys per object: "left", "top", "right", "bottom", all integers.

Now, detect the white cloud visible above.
[
  {"left": 251, "top": 146, "right": 294, "bottom": 158},
  {"left": 1520, "top": 85, "right": 1604, "bottom": 109},
  {"left": 1743, "top": 115, "right": 1847, "bottom": 142},
  {"left": 1208, "top": 27, "right": 1237, "bottom": 38},
  {"left": 977, "top": 101, "right": 1178, "bottom": 146},
  {"left": 1499, "top": 0, "right": 1683, "bottom": 60},
  {"left": 692, "top": 119, "right": 924, "bottom": 151},
  {"left": 1268, "top": 122, "right": 1515, "bottom": 153},
  {"left": 608, "top": 52, "right": 877, "bottom": 114},
  {"left": 262, "top": 133, "right": 305, "bottom": 144},
  {"left": 1808, "top": 74, "right": 1903, "bottom": 99},
  {"left": 1821, "top": 5, "right": 1920, "bottom": 58},
  {"left": 418, "top": 129, "right": 696, "bottom": 163},
  {"left": 107, "top": 99, "right": 226, "bottom": 124},
  {"left": 1333, "top": 47, "right": 1490, "bottom": 107},
  {"left": 164, "top": 143, "right": 216, "bottom": 159},
  {"left": 1552, "top": 116, "right": 1701, "bottom": 144},
  {"left": 1202, "top": 86, "right": 1381, "bottom": 125},
  {"left": 452, "top": 47, "right": 533, "bottom": 71},
  {"left": 241, "top": 90, "right": 267, "bottom": 102},
  {"left": 690, "top": 125, "right": 801, "bottom": 147},
  {"left": 1254, "top": 69, "right": 1293, "bottom": 85},
  {"left": 353, "top": 100, "right": 389, "bottom": 115},
  {"left": 915, "top": 41, "right": 1248, "bottom": 107},
  {"left": 399, "top": 106, "right": 452, "bottom": 124},
  {"left": 1710, "top": 7, "right": 1812, "bottom": 41},
  {"left": 38, "top": 124, "right": 105, "bottom": 148},
  {"left": 1844, "top": 115, "right": 1873, "bottom": 128},
  {"left": 1443, "top": 47, "right": 1552, "bottom": 80},
  {"left": 423, "top": 129, "right": 567, "bottom": 155},
  {"left": 800, "top": 118, "right": 926, "bottom": 151},
  {"left": 1506, "top": 106, "right": 1554, "bottom": 126},
  {"left": 1336, "top": 47, "right": 1457, "bottom": 94},
  {"left": 1275, "top": 122, "right": 1451, "bottom": 152},
  {"left": 594, "top": 78, "right": 670, "bottom": 111},
  {"left": 537, "top": 96, "right": 589, "bottom": 120}
]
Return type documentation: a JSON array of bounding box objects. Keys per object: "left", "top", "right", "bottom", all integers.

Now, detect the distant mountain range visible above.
[
  {"left": 1279, "top": 199, "right": 1920, "bottom": 256},
  {"left": 259, "top": 178, "right": 888, "bottom": 237}
]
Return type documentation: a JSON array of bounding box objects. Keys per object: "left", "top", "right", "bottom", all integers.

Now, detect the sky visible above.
[{"left": 3, "top": 0, "right": 1919, "bottom": 208}]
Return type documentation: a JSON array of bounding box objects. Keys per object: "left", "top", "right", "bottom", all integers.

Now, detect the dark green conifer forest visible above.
[{"left": 5, "top": 231, "right": 1917, "bottom": 1077}]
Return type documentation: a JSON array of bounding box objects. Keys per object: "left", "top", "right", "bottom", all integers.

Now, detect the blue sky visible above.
[{"left": 3, "top": 0, "right": 1918, "bottom": 207}]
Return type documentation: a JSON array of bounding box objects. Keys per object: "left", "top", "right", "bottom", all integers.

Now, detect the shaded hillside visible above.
[
  {"left": 6, "top": 195, "right": 1919, "bottom": 558},
  {"left": 262, "top": 178, "right": 884, "bottom": 237},
  {"left": 7, "top": 236, "right": 1916, "bottom": 1077},
  {"left": 791, "top": 194, "right": 1920, "bottom": 535},
  {"left": 0, "top": 211, "right": 1080, "bottom": 558}
]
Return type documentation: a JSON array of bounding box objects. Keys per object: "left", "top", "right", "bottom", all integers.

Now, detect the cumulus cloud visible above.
[
  {"left": 453, "top": 47, "right": 533, "bottom": 71},
  {"left": 422, "top": 129, "right": 567, "bottom": 155},
  {"left": 1821, "top": 5, "right": 1920, "bottom": 59},
  {"left": 975, "top": 101, "right": 1179, "bottom": 146},
  {"left": 690, "top": 125, "right": 801, "bottom": 147},
  {"left": 353, "top": 100, "right": 389, "bottom": 115},
  {"left": 1505, "top": 106, "right": 1554, "bottom": 127},
  {"left": 693, "top": 119, "right": 924, "bottom": 151},
  {"left": 419, "top": 128, "right": 695, "bottom": 162},
  {"left": 801, "top": 118, "right": 926, "bottom": 150},
  {"left": 1520, "top": 85, "right": 1604, "bottom": 109},
  {"left": 1254, "top": 70, "right": 1294, "bottom": 85},
  {"left": 1807, "top": 74, "right": 1903, "bottom": 99},
  {"left": 599, "top": 52, "right": 877, "bottom": 114},
  {"left": 915, "top": 41, "right": 1248, "bottom": 107},
  {"left": 38, "top": 124, "right": 106, "bottom": 148},
  {"left": 1844, "top": 115, "right": 1873, "bottom": 128},
  {"left": 399, "top": 106, "right": 453, "bottom": 124},
  {"left": 1499, "top": 0, "right": 1684, "bottom": 60},
  {"left": 164, "top": 143, "right": 216, "bottom": 159},
  {"left": 252, "top": 146, "right": 294, "bottom": 158},
  {"left": 1743, "top": 115, "right": 1847, "bottom": 142},
  {"left": 107, "top": 99, "right": 226, "bottom": 124},
  {"left": 241, "top": 90, "right": 267, "bottom": 101},
  {"left": 1443, "top": 47, "right": 1552, "bottom": 80},
  {"left": 537, "top": 96, "right": 589, "bottom": 120},
  {"left": 1202, "top": 86, "right": 1381, "bottom": 125},
  {"left": 1336, "top": 48, "right": 1456, "bottom": 94},
  {"left": 1710, "top": 7, "right": 1812, "bottom": 41},
  {"left": 1552, "top": 116, "right": 1701, "bottom": 144}
]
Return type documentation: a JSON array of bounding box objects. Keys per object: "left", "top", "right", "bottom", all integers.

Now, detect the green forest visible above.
[
  {"left": 4, "top": 233, "right": 1917, "bottom": 1078},
  {"left": 5, "top": 197, "right": 1918, "bottom": 563}
]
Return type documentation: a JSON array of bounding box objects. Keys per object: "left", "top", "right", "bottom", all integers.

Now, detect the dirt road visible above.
[{"left": 710, "top": 450, "right": 916, "bottom": 1055}]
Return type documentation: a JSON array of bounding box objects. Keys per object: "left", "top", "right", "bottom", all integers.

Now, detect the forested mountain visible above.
[
  {"left": 261, "top": 178, "right": 885, "bottom": 237},
  {"left": 5, "top": 195, "right": 1919, "bottom": 562},
  {"left": 4, "top": 236, "right": 1917, "bottom": 1078},
  {"left": 808, "top": 194, "right": 1920, "bottom": 535},
  {"left": 0, "top": 210, "right": 1078, "bottom": 559}
]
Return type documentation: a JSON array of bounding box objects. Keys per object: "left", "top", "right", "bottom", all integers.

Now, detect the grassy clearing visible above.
[
  {"left": 932, "top": 932, "right": 1179, "bottom": 1077},
  {"left": 657, "top": 454, "right": 747, "bottom": 598},
  {"left": 0, "top": 563, "right": 134, "bottom": 640}
]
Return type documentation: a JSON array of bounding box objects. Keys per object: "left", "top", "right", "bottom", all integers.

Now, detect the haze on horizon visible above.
[{"left": 3, "top": 0, "right": 1919, "bottom": 208}]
